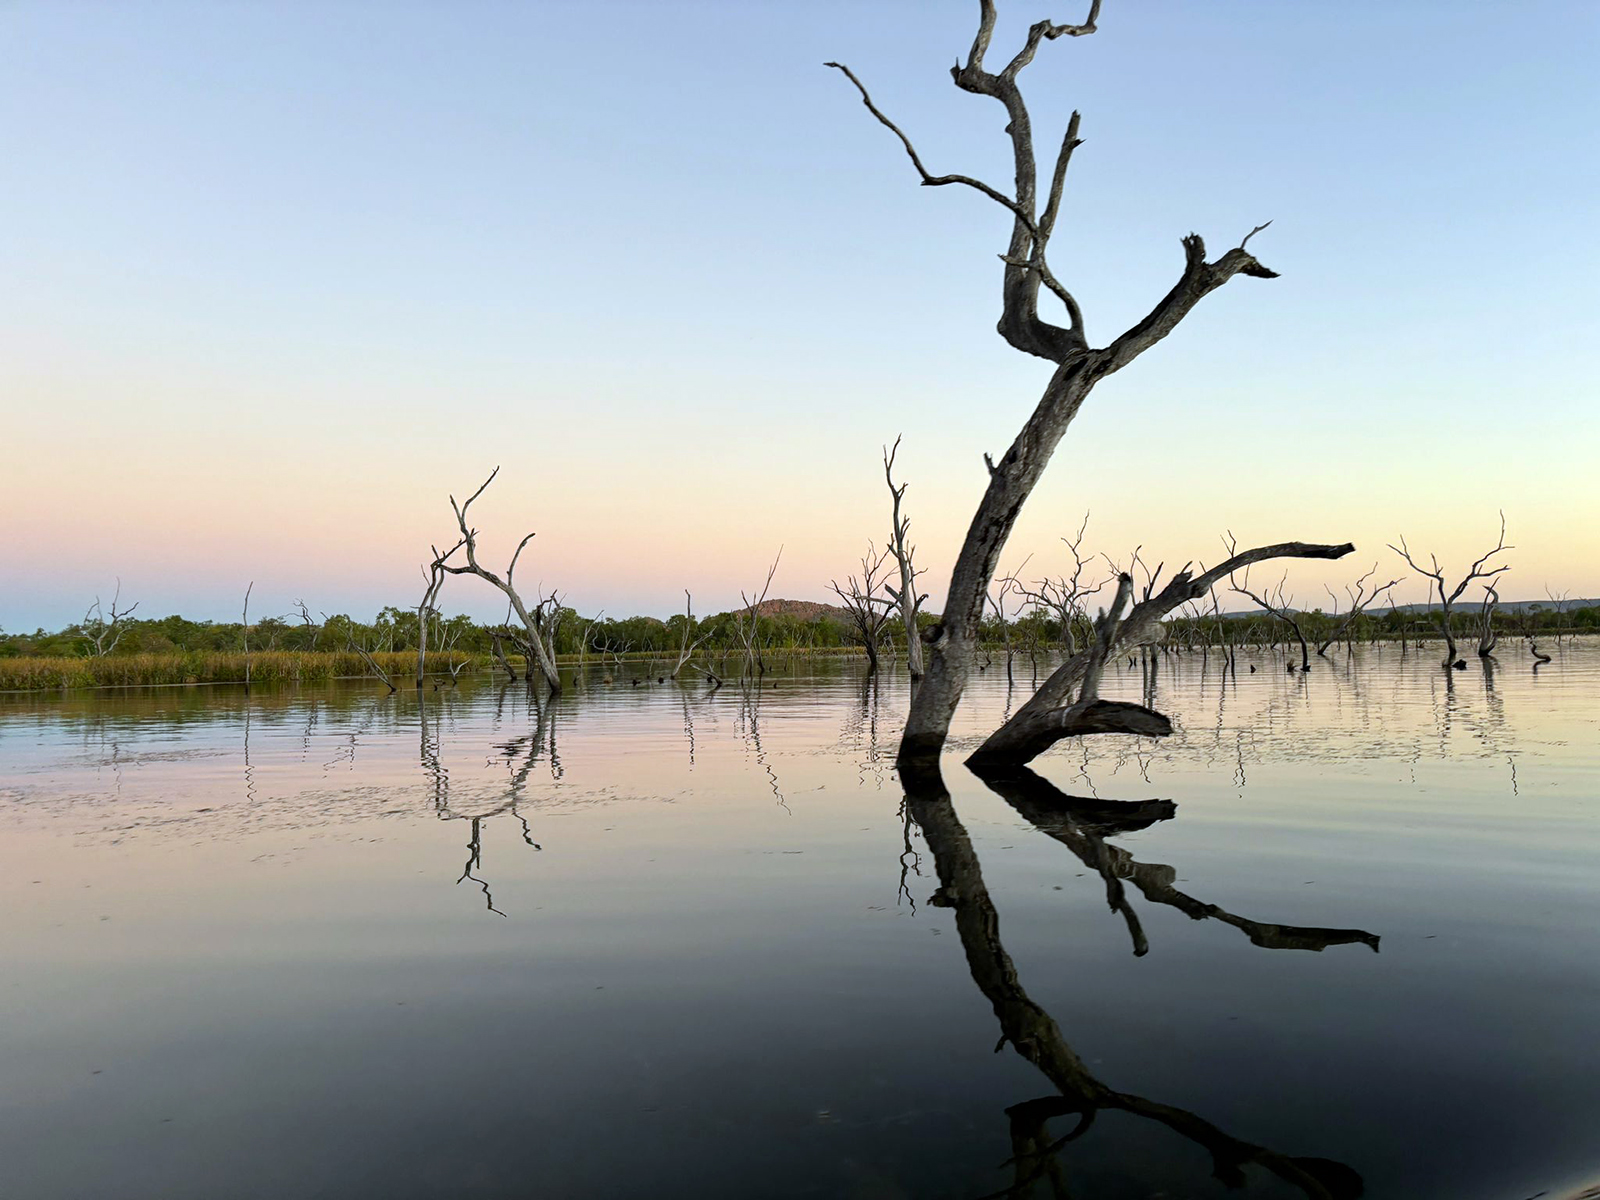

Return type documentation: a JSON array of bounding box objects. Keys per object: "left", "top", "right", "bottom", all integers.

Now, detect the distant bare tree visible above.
[
  {"left": 1477, "top": 584, "right": 1500, "bottom": 659},
  {"left": 827, "top": 4, "right": 1281, "bottom": 766},
  {"left": 292, "top": 599, "right": 321, "bottom": 650},
  {"left": 830, "top": 543, "right": 896, "bottom": 673},
  {"left": 1315, "top": 565, "right": 1403, "bottom": 657},
  {"left": 81, "top": 580, "right": 138, "bottom": 657},
  {"left": 332, "top": 611, "right": 397, "bottom": 694},
  {"left": 1389, "top": 513, "right": 1511, "bottom": 668},
  {"left": 734, "top": 551, "right": 782, "bottom": 680},
  {"left": 432, "top": 467, "right": 563, "bottom": 695},
  {"left": 1012, "top": 514, "right": 1103, "bottom": 654},
  {"left": 241, "top": 582, "right": 254, "bottom": 691},
  {"left": 670, "top": 591, "right": 715, "bottom": 680},
  {"left": 882, "top": 436, "right": 928, "bottom": 678},
  {"left": 969, "top": 539, "right": 1353, "bottom": 767},
  {"left": 1232, "top": 569, "right": 1309, "bottom": 673}
]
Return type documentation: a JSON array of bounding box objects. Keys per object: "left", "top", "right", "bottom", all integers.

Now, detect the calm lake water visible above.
[{"left": 2, "top": 643, "right": 1598, "bottom": 1200}]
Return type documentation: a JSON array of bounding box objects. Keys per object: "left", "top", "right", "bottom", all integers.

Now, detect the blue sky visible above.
[{"left": 3, "top": 1, "right": 1596, "bottom": 628}]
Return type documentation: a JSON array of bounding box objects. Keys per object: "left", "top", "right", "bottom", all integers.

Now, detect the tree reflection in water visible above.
[
  {"left": 420, "top": 684, "right": 553, "bottom": 915},
  {"left": 902, "top": 760, "right": 1370, "bottom": 1199}
]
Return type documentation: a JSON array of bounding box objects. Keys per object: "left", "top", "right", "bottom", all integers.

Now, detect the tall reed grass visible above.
[{"left": 0, "top": 651, "right": 478, "bottom": 692}]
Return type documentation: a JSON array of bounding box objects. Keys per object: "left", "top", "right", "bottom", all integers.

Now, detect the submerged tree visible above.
[
  {"left": 830, "top": 543, "right": 896, "bottom": 673},
  {"left": 882, "top": 436, "right": 927, "bottom": 678},
  {"left": 1389, "top": 513, "right": 1511, "bottom": 669},
  {"left": 432, "top": 467, "right": 564, "bottom": 695},
  {"left": 828, "top": 3, "right": 1336, "bottom": 767}
]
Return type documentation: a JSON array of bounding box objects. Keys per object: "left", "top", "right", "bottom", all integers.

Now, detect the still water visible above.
[{"left": 2, "top": 644, "right": 1597, "bottom": 1199}]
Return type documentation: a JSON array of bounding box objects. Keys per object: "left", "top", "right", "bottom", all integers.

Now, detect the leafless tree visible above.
[
  {"left": 828, "top": 4, "right": 1281, "bottom": 766},
  {"left": 968, "top": 539, "right": 1353, "bottom": 766},
  {"left": 1477, "top": 583, "right": 1500, "bottom": 659},
  {"left": 1232, "top": 568, "right": 1309, "bottom": 673},
  {"left": 1543, "top": 585, "right": 1575, "bottom": 644},
  {"left": 986, "top": 567, "right": 1029, "bottom": 683},
  {"left": 292, "top": 598, "right": 321, "bottom": 650},
  {"left": 81, "top": 580, "right": 138, "bottom": 657},
  {"left": 670, "top": 590, "right": 715, "bottom": 680},
  {"left": 432, "top": 467, "right": 563, "bottom": 695},
  {"left": 241, "top": 582, "right": 254, "bottom": 691},
  {"left": 333, "top": 611, "right": 397, "bottom": 695},
  {"left": 1389, "top": 513, "right": 1511, "bottom": 668},
  {"left": 882, "top": 436, "right": 928, "bottom": 678},
  {"left": 1012, "top": 513, "right": 1104, "bottom": 654},
  {"left": 488, "top": 628, "right": 519, "bottom": 682},
  {"left": 1315, "top": 566, "right": 1403, "bottom": 657},
  {"left": 415, "top": 559, "right": 446, "bottom": 689},
  {"left": 830, "top": 543, "right": 896, "bottom": 673},
  {"left": 734, "top": 550, "right": 782, "bottom": 680}
]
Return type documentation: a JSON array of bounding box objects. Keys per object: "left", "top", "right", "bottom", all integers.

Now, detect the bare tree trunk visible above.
[
  {"left": 1477, "top": 584, "right": 1500, "bottom": 658},
  {"left": 416, "top": 561, "right": 446, "bottom": 688},
  {"left": 433, "top": 468, "right": 563, "bottom": 695},
  {"left": 827, "top": 9, "right": 1278, "bottom": 767},
  {"left": 1391, "top": 513, "right": 1510, "bottom": 669},
  {"left": 970, "top": 541, "right": 1352, "bottom": 766},
  {"left": 883, "top": 436, "right": 926, "bottom": 678},
  {"left": 242, "top": 582, "right": 253, "bottom": 693}
]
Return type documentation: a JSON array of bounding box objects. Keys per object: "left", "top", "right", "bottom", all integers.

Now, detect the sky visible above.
[{"left": 3, "top": 0, "right": 1597, "bottom": 630}]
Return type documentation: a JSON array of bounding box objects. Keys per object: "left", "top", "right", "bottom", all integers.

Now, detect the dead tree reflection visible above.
[
  {"left": 419, "top": 687, "right": 554, "bottom": 915},
  {"left": 902, "top": 767, "right": 1365, "bottom": 1199},
  {"left": 976, "top": 765, "right": 1379, "bottom": 957}
]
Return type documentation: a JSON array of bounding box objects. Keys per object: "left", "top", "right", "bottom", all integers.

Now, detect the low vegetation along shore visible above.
[{"left": 3, "top": 599, "right": 1595, "bottom": 693}]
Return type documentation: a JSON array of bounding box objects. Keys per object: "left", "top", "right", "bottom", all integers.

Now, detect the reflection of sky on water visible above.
[{"left": 1, "top": 641, "right": 1597, "bottom": 1199}]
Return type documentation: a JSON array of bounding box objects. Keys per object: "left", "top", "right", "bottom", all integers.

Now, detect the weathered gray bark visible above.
[
  {"left": 829, "top": 7, "right": 1279, "bottom": 767},
  {"left": 1477, "top": 584, "right": 1500, "bottom": 658},
  {"left": 882, "top": 436, "right": 926, "bottom": 678},
  {"left": 969, "top": 540, "right": 1353, "bottom": 765},
  {"left": 416, "top": 560, "right": 445, "bottom": 688},
  {"left": 433, "top": 467, "right": 563, "bottom": 695},
  {"left": 669, "top": 591, "right": 713, "bottom": 679}
]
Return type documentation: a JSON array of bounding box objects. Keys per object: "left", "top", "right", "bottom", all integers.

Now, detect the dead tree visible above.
[
  {"left": 432, "top": 467, "right": 563, "bottom": 695},
  {"left": 241, "top": 582, "right": 254, "bottom": 691},
  {"left": 1477, "top": 584, "right": 1500, "bottom": 658},
  {"left": 1012, "top": 513, "right": 1103, "bottom": 655},
  {"left": 734, "top": 551, "right": 782, "bottom": 680},
  {"left": 830, "top": 543, "right": 896, "bottom": 672},
  {"left": 340, "top": 622, "right": 397, "bottom": 694},
  {"left": 1389, "top": 513, "right": 1511, "bottom": 668},
  {"left": 292, "top": 599, "right": 321, "bottom": 650},
  {"left": 882, "top": 436, "right": 928, "bottom": 678},
  {"left": 81, "top": 580, "right": 138, "bottom": 657},
  {"left": 670, "top": 591, "right": 714, "bottom": 679},
  {"left": 416, "top": 559, "right": 446, "bottom": 689},
  {"left": 829, "top": 5, "right": 1281, "bottom": 766},
  {"left": 968, "top": 540, "right": 1353, "bottom": 766},
  {"left": 489, "top": 628, "right": 518, "bottom": 682},
  {"left": 1233, "top": 572, "right": 1309, "bottom": 673},
  {"left": 1315, "top": 566, "right": 1403, "bottom": 657}
]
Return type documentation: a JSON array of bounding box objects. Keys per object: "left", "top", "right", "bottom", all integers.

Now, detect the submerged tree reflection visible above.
[{"left": 902, "top": 761, "right": 1369, "bottom": 1198}]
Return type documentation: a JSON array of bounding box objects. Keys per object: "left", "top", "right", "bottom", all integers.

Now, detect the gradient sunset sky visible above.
[{"left": 4, "top": 1, "right": 1597, "bottom": 629}]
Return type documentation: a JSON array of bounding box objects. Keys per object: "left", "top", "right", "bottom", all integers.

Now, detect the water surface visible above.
[{"left": 2, "top": 644, "right": 1597, "bottom": 1199}]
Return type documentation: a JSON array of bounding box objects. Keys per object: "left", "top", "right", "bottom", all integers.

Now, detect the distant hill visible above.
[{"left": 751, "top": 598, "right": 854, "bottom": 623}]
